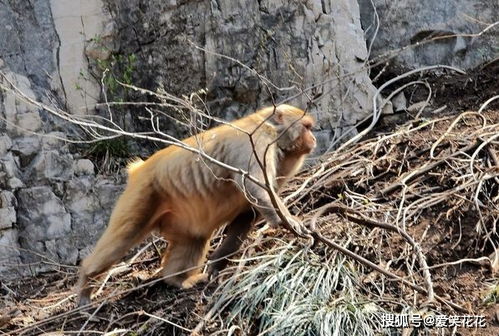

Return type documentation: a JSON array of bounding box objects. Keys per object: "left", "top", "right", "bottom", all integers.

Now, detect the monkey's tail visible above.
[
  {"left": 80, "top": 183, "right": 157, "bottom": 276},
  {"left": 78, "top": 166, "right": 162, "bottom": 305}
]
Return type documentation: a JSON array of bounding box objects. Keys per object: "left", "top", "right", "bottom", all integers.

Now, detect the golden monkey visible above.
[{"left": 77, "top": 104, "right": 316, "bottom": 306}]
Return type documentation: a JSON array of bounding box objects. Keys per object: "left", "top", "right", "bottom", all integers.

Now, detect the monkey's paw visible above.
[
  {"left": 207, "top": 261, "right": 226, "bottom": 280},
  {"left": 77, "top": 295, "right": 91, "bottom": 308},
  {"left": 278, "top": 216, "right": 306, "bottom": 236},
  {"left": 181, "top": 273, "right": 208, "bottom": 289}
]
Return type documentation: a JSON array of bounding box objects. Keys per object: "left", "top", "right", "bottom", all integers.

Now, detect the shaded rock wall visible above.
[
  {"left": 0, "top": 71, "right": 124, "bottom": 279},
  {"left": 359, "top": 0, "right": 499, "bottom": 70},
  {"left": 0, "top": 0, "right": 123, "bottom": 278},
  {"left": 102, "top": 0, "right": 377, "bottom": 148}
]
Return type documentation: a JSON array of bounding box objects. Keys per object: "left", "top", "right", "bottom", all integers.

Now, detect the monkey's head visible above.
[{"left": 261, "top": 104, "right": 317, "bottom": 155}]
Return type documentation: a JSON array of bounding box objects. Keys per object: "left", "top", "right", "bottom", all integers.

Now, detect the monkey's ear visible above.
[{"left": 272, "top": 109, "right": 284, "bottom": 124}]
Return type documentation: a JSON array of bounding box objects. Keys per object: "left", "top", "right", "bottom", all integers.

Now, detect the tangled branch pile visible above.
[{"left": 201, "top": 109, "right": 499, "bottom": 335}]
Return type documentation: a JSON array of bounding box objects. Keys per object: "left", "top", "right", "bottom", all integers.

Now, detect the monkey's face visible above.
[
  {"left": 299, "top": 117, "right": 316, "bottom": 154},
  {"left": 276, "top": 114, "right": 316, "bottom": 155}
]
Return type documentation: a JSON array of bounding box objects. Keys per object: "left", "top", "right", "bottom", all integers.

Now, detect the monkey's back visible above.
[{"left": 128, "top": 126, "right": 261, "bottom": 237}]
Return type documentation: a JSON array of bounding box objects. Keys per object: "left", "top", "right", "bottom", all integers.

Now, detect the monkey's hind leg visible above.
[
  {"left": 161, "top": 236, "right": 210, "bottom": 289},
  {"left": 77, "top": 224, "right": 153, "bottom": 306},
  {"left": 207, "top": 210, "right": 256, "bottom": 277},
  {"left": 77, "top": 190, "right": 159, "bottom": 306}
]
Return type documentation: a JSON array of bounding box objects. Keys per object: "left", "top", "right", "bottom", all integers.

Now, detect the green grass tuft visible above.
[{"left": 209, "top": 240, "right": 388, "bottom": 336}]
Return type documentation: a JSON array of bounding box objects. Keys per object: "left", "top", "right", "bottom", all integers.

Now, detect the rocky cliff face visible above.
[
  {"left": 1, "top": 0, "right": 496, "bottom": 279},
  {"left": 0, "top": 0, "right": 119, "bottom": 278},
  {"left": 0, "top": 0, "right": 378, "bottom": 278},
  {"left": 100, "top": 0, "right": 377, "bottom": 148},
  {"left": 359, "top": 0, "right": 498, "bottom": 70}
]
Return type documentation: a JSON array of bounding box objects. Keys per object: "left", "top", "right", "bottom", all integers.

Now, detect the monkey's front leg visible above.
[{"left": 244, "top": 179, "right": 304, "bottom": 235}]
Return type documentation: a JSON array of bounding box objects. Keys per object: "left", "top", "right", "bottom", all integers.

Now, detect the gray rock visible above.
[
  {"left": 391, "top": 92, "right": 408, "bottom": 112},
  {"left": 52, "top": 182, "right": 65, "bottom": 198},
  {"left": 28, "top": 150, "right": 74, "bottom": 182},
  {"left": 1, "top": 72, "right": 44, "bottom": 139},
  {"left": 65, "top": 177, "right": 96, "bottom": 214},
  {"left": 0, "top": 135, "right": 12, "bottom": 156},
  {"left": 7, "top": 177, "right": 25, "bottom": 189},
  {"left": 0, "top": 229, "right": 23, "bottom": 279},
  {"left": 0, "top": 0, "right": 58, "bottom": 93},
  {"left": 0, "top": 207, "right": 16, "bottom": 229},
  {"left": 66, "top": 176, "right": 120, "bottom": 252},
  {"left": 14, "top": 185, "right": 77, "bottom": 273},
  {"left": 45, "top": 238, "right": 79, "bottom": 265},
  {"left": 105, "top": 0, "right": 377, "bottom": 150},
  {"left": 359, "top": 0, "right": 499, "bottom": 70},
  {"left": 15, "top": 112, "right": 42, "bottom": 133},
  {"left": 17, "top": 186, "right": 71, "bottom": 242},
  {"left": 74, "top": 159, "right": 95, "bottom": 176},
  {"left": 380, "top": 99, "right": 394, "bottom": 115},
  {"left": 0, "top": 190, "right": 17, "bottom": 207},
  {"left": 41, "top": 132, "right": 67, "bottom": 150},
  {"left": 0, "top": 153, "right": 24, "bottom": 189},
  {"left": 51, "top": 0, "right": 110, "bottom": 113},
  {"left": 11, "top": 136, "right": 41, "bottom": 162},
  {"left": 0, "top": 152, "right": 20, "bottom": 179}
]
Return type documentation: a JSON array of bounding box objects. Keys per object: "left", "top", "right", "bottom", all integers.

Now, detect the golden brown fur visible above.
[{"left": 77, "top": 104, "right": 316, "bottom": 305}]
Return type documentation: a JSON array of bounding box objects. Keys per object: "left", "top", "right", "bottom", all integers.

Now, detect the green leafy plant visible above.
[
  {"left": 97, "top": 53, "right": 137, "bottom": 101},
  {"left": 483, "top": 282, "right": 499, "bottom": 305},
  {"left": 87, "top": 137, "right": 130, "bottom": 159}
]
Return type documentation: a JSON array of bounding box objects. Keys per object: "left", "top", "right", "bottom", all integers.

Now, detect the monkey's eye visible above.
[{"left": 303, "top": 122, "right": 313, "bottom": 130}]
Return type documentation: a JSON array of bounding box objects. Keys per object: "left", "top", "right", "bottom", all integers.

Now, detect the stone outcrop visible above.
[
  {"left": 358, "top": 0, "right": 499, "bottom": 70},
  {"left": 104, "top": 0, "right": 377, "bottom": 149},
  {"left": 0, "top": 72, "right": 124, "bottom": 279}
]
